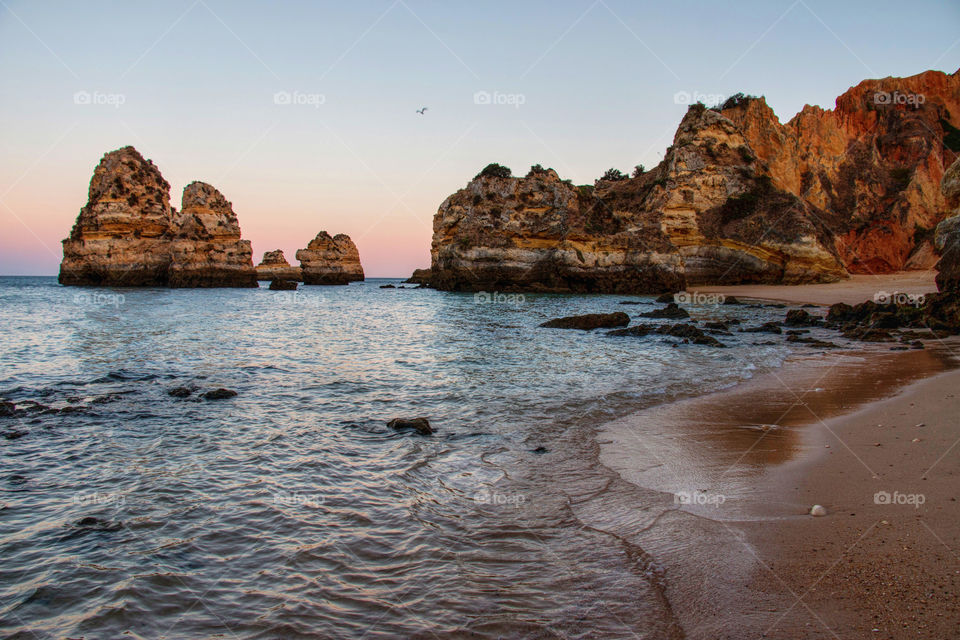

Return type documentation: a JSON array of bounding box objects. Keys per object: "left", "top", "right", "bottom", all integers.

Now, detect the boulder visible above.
[
  {"left": 784, "top": 309, "right": 820, "bottom": 326},
  {"left": 387, "top": 417, "right": 433, "bottom": 435},
  {"left": 540, "top": 312, "right": 630, "bottom": 330},
  {"left": 269, "top": 279, "right": 298, "bottom": 291},
  {"left": 639, "top": 303, "right": 689, "bottom": 319}
]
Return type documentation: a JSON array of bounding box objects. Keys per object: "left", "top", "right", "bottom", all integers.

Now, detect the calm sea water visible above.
[{"left": 1, "top": 276, "right": 828, "bottom": 639}]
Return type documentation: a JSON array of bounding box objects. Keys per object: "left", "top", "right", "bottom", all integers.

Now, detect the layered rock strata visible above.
[
  {"left": 296, "top": 232, "right": 364, "bottom": 285},
  {"left": 256, "top": 250, "right": 302, "bottom": 282}
]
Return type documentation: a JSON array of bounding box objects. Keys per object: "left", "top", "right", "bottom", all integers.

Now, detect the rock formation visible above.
[
  {"left": 296, "top": 232, "right": 364, "bottom": 285},
  {"left": 167, "top": 182, "right": 257, "bottom": 288},
  {"left": 59, "top": 146, "right": 174, "bottom": 286},
  {"left": 935, "top": 156, "right": 960, "bottom": 292},
  {"left": 59, "top": 146, "right": 257, "bottom": 288},
  {"left": 256, "top": 250, "right": 302, "bottom": 281},
  {"left": 430, "top": 69, "right": 960, "bottom": 292}
]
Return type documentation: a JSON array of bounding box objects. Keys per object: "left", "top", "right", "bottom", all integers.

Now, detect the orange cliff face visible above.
[{"left": 721, "top": 69, "right": 960, "bottom": 273}]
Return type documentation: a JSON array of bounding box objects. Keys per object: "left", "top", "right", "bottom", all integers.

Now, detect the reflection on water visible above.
[{"left": 0, "top": 276, "right": 931, "bottom": 639}]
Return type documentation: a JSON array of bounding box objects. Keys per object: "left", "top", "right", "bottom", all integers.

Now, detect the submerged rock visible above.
[
  {"left": 202, "top": 388, "right": 238, "bottom": 400},
  {"left": 639, "top": 303, "right": 690, "bottom": 319},
  {"left": 296, "top": 232, "right": 364, "bottom": 285},
  {"left": 269, "top": 279, "right": 298, "bottom": 291},
  {"left": 168, "top": 387, "right": 193, "bottom": 398},
  {"left": 387, "top": 417, "right": 433, "bottom": 435},
  {"left": 540, "top": 312, "right": 630, "bottom": 330}
]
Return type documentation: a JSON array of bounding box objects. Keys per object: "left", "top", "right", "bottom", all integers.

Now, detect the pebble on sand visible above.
[{"left": 810, "top": 505, "right": 828, "bottom": 517}]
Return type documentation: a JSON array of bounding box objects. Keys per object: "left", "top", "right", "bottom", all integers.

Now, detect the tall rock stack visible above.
[
  {"left": 59, "top": 146, "right": 174, "bottom": 286},
  {"left": 59, "top": 147, "right": 258, "bottom": 288},
  {"left": 167, "top": 182, "right": 257, "bottom": 288},
  {"left": 296, "top": 232, "right": 364, "bottom": 285},
  {"left": 256, "top": 250, "right": 302, "bottom": 281}
]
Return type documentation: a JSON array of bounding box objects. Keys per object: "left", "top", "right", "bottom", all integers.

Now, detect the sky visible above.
[{"left": 0, "top": 0, "right": 958, "bottom": 277}]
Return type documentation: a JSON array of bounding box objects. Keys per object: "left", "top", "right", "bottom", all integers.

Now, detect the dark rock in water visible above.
[
  {"left": 786, "top": 335, "right": 840, "bottom": 349},
  {"left": 607, "top": 325, "right": 655, "bottom": 337},
  {"left": 540, "top": 312, "right": 630, "bottom": 330},
  {"left": 703, "top": 321, "right": 729, "bottom": 331},
  {"left": 911, "top": 340, "right": 925, "bottom": 349},
  {"left": 723, "top": 296, "right": 742, "bottom": 305},
  {"left": 531, "top": 446, "right": 548, "bottom": 454},
  {"left": 618, "top": 300, "right": 643, "bottom": 305},
  {"left": 657, "top": 323, "right": 726, "bottom": 347},
  {"left": 890, "top": 345, "right": 909, "bottom": 351},
  {"left": 379, "top": 284, "right": 396, "bottom": 289},
  {"left": 742, "top": 322, "right": 782, "bottom": 334},
  {"left": 168, "top": 387, "right": 193, "bottom": 398},
  {"left": 269, "top": 279, "right": 298, "bottom": 291},
  {"left": 842, "top": 327, "right": 895, "bottom": 342},
  {"left": 0, "top": 401, "right": 16, "bottom": 417},
  {"left": 785, "top": 329, "right": 808, "bottom": 335},
  {"left": 801, "top": 303, "right": 819, "bottom": 308},
  {"left": 387, "top": 417, "right": 433, "bottom": 435},
  {"left": 202, "top": 388, "right": 237, "bottom": 400},
  {"left": 72, "top": 516, "right": 123, "bottom": 533},
  {"left": 784, "top": 309, "right": 820, "bottom": 326},
  {"left": 639, "top": 303, "right": 689, "bottom": 319},
  {"left": 765, "top": 303, "right": 787, "bottom": 308},
  {"left": 2, "top": 429, "right": 26, "bottom": 440},
  {"left": 655, "top": 293, "right": 675, "bottom": 303}
]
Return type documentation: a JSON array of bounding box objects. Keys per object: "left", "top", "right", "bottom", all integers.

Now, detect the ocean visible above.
[{"left": 1, "top": 276, "right": 843, "bottom": 639}]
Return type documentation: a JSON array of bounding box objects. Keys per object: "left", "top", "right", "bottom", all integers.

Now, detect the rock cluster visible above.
[
  {"left": 256, "top": 249, "right": 302, "bottom": 282},
  {"left": 59, "top": 146, "right": 257, "bottom": 287},
  {"left": 296, "top": 232, "right": 364, "bottom": 285},
  {"left": 427, "top": 69, "right": 960, "bottom": 292}
]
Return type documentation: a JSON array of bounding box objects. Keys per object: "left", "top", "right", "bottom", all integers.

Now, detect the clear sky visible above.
[{"left": 1, "top": 0, "right": 958, "bottom": 277}]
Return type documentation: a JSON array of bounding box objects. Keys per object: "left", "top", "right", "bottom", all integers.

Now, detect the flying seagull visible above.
[{"left": 416, "top": 107, "right": 428, "bottom": 115}]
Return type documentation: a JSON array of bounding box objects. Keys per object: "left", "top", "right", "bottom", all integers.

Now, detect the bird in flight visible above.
[{"left": 416, "top": 107, "right": 428, "bottom": 115}]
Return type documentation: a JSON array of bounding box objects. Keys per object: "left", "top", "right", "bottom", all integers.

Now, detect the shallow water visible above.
[{"left": 0, "top": 276, "right": 869, "bottom": 639}]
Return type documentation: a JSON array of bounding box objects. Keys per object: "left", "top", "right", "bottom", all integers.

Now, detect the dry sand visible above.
[{"left": 691, "top": 271, "right": 938, "bottom": 306}]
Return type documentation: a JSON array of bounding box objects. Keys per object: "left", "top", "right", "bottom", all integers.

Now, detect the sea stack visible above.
[
  {"left": 59, "top": 146, "right": 174, "bottom": 286},
  {"left": 167, "top": 182, "right": 257, "bottom": 288},
  {"left": 256, "top": 250, "right": 302, "bottom": 281},
  {"left": 296, "top": 232, "right": 364, "bottom": 285},
  {"left": 59, "top": 146, "right": 258, "bottom": 288}
]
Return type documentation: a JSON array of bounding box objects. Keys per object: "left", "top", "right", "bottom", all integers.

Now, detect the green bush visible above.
[
  {"left": 475, "top": 163, "right": 512, "bottom": 179},
  {"left": 596, "top": 168, "right": 627, "bottom": 184}
]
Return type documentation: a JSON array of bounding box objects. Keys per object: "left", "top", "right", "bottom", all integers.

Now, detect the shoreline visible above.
[{"left": 691, "top": 272, "right": 938, "bottom": 306}]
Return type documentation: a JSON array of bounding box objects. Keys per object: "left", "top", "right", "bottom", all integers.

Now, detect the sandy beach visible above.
[{"left": 596, "top": 273, "right": 960, "bottom": 639}]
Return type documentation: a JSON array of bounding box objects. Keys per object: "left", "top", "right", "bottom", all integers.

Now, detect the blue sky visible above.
[{"left": 1, "top": 0, "right": 958, "bottom": 276}]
